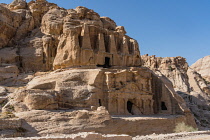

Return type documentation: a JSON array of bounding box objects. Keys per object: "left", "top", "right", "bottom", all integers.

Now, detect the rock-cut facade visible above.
[{"left": 0, "top": 0, "right": 197, "bottom": 136}]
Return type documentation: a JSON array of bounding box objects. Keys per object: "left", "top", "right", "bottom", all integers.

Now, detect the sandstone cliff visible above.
[
  {"left": 191, "top": 55, "right": 210, "bottom": 83},
  {"left": 0, "top": 0, "right": 141, "bottom": 76},
  {"left": 0, "top": 0, "right": 197, "bottom": 138},
  {"left": 142, "top": 54, "right": 210, "bottom": 129}
]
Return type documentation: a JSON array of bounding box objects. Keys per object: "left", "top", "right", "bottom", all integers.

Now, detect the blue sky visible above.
[{"left": 3, "top": 0, "right": 210, "bottom": 65}]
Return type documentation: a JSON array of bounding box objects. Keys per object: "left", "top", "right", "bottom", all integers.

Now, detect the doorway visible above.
[
  {"left": 104, "top": 57, "right": 110, "bottom": 68},
  {"left": 127, "top": 101, "right": 134, "bottom": 115},
  {"left": 99, "top": 99, "right": 102, "bottom": 106},
  {"left": 161, "top": 102, "right": 167, "bottom": 110}
]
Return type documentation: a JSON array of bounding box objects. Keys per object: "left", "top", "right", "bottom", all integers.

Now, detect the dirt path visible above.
[{"left": 133, "top": 131, "right": 210, "bottom": 140}]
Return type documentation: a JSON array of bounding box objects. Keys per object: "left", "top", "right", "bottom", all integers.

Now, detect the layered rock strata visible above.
[
  {"left": 4, "top": 68, "right": 187, "bottom": 116},
  {"left": 141, "top": 54, "right": 210, "bottom": 128},
  {"left": 1, "top": 67, "right": 196, "bottom": 136},
  {"left": 0, "top": 0, "right": 197, "bottom": 138},
  {"left": 191, "top": 55, "right": 210, "bottom": 83},
  {"left": 0, "top": 0, "right": 141, "bottom": 76}
]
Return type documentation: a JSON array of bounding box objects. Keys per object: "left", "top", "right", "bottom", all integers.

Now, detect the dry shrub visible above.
[
  {"left": 174, "top": 122, "right": 198, "bottom": 133},
  {"left": 0, "top": 112, "right": 15, "bottom": 119}
]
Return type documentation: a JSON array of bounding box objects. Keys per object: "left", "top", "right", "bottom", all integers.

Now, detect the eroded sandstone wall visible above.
[
  {"left": 3, "top": 68, "right": 185, "bottom": 117},
  {"left": 191, "top": 55, "right": 210, "bottom": 83},
  {"left": 0, "top": 0, "right": 141, "bottom": 80},
  {"left": 0, "top": 0, "right": 198, "bottom": 137},
  {"left": 141, "top": 54, "right": 210, "bottom": 128}
]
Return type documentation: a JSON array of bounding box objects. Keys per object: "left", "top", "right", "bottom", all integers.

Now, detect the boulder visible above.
[{"left": 0, "top": 86, "right": 7, "bottom": 96}]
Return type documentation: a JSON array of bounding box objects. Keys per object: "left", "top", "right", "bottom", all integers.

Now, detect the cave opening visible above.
[{"left": 161, "top": 102, "right": 167, "bottom": 110}]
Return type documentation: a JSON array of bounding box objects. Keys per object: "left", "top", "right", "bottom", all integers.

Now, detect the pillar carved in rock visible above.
[{"left": 80, "top": 23, "right": 94, "bottom": 65}]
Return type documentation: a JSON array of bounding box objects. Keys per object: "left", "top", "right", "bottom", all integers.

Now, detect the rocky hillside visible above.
[
  {"left": 0, "top": 0, "right": 141, "bottom": 79},
  {"left": 191, "top": 55, "right": 210, "bottom": 83},
  {"left": 142, "top": 54, "right": 210, "bottom": 129},
  {"left": 0, "top": 0, "right": 199, "bottom": 138}
]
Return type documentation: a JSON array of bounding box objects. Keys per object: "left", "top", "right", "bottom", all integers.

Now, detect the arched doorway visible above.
[{"left": 127, "top": 101, "right": 134, "bottom": 115}]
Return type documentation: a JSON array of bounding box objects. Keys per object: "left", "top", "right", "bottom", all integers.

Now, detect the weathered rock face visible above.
[
  {"left": 8, "top": 0, "right": 27, "bottom": 10},
  {"left": 142, "top": 55, "right": 189, "bottom": 92},
  {"left": 141, "top": 54, "right": 210, "bottom": 128},
  {"left": 1, "top": 66, "right": 196, "bottom": 136},
  {"left": 0, "top": 0, "right": 141, "bottom": 76},
  {"left": 0, "top": 5, "right": 22, "bottom": 48},
  {"left": 191, "top": 55, "right": 210, "bottom": 83},
  {"left": 52, "top": 7, "right": 141, "bottom": 69},
  {"left": 0, "top": 0, "right": 197, "bottom": 138},
  {"left": 0, "top": 0, "right": 60, "bottom": 85},
  {"left": 12, "top": 109, "right": 192, "bottom": 137},
  {"left": 4, "top": 68, "right": 186, "bottom": 116}
]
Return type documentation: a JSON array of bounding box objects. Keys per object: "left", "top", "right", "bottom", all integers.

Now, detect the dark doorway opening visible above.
[
  {"left": 99, "top": 99, "right": 102, "bottom": 106},
  {"left": 161, "top": 102, "right": 167, "bottom": 110},
  {"left": 127, "top": 101, "right": 134, "bottom": 115},
  {"left": 96, "top": 57, "right": 111, "bottom": 68},
  {"left": 104, "top": 57, "right": 110, "bottom": 68}
]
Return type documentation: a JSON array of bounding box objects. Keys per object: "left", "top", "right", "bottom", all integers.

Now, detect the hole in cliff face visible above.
[
  {"left": 161, "top": 102, "right": 167, "bottom": 110},
  {"left": 96, "top": 57, "right": 111, "bottom": 68},
  {"left": 127, "top": 101, "right": 134, "bottom": 115},
  {"left": 104, "top": 57, "right": 110, "bottom": 68},
  {"left": 99, "top": 99, "right": 102, "bottom": 106}
]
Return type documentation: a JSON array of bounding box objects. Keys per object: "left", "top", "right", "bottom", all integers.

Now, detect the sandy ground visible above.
[
  {"left": 133, "top": 131, "right": 210, "bottom": 140},
  {"left": 2, "top": 131, "right": 210, "bottom": 140}
]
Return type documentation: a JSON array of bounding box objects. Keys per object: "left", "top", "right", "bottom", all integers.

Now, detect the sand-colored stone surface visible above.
[
  {"left": 1, "top": 0, "right": 208, "bottom": 139},
  {"left": 191, "top": 55, "right": 210, "bottom": 83},
  {"left": 141, "top": 55, "right": 210, "bottom": 129}
]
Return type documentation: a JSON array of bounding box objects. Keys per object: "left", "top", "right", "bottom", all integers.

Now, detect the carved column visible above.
[
  {"left": 97, "top": 33, "right": 106, "bottom": 65},
  {"left": 117, "top": 97, "right": 125, "bottom": 115},
  {"left": 138, "top": 97, "right": 143, "bottom": 114},
  {"left": 150, "top": 99, "right": 154, "bottom": 114},
  {"left": 132, "top": 40, "right": 141, "bottom": 66},
  {"left": 105, "top": 72, "right": 115, "bottom": 90},
  {"left": 125, "top": 98, "right": 129, "bottom": 115},
  {"left": 109, "top": 34, "right": 120, "bottom": 66},
  {"left": 80, "top": 23, "right": 94, "bottom": 65},
  {"left": 142, "top": 99, "right": 146, "bottom": 114},
  {"left": 122, "top": 36, "right": 129, "bottom": 66},
  {"left": 149, "top": 78, "right": 152, "bottom": 93},
  {"left": 108, "top": 94, "right": 117, "bottom": 115}
]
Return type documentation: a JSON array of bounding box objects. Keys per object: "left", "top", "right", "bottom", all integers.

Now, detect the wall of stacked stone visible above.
[{"left": 0, "top": 119, "right": 22, "bottom": 129}]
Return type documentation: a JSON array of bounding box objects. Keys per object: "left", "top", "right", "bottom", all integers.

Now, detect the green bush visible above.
[{"left": 174, "top": 122, "right": 198, "bottom": 133}]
